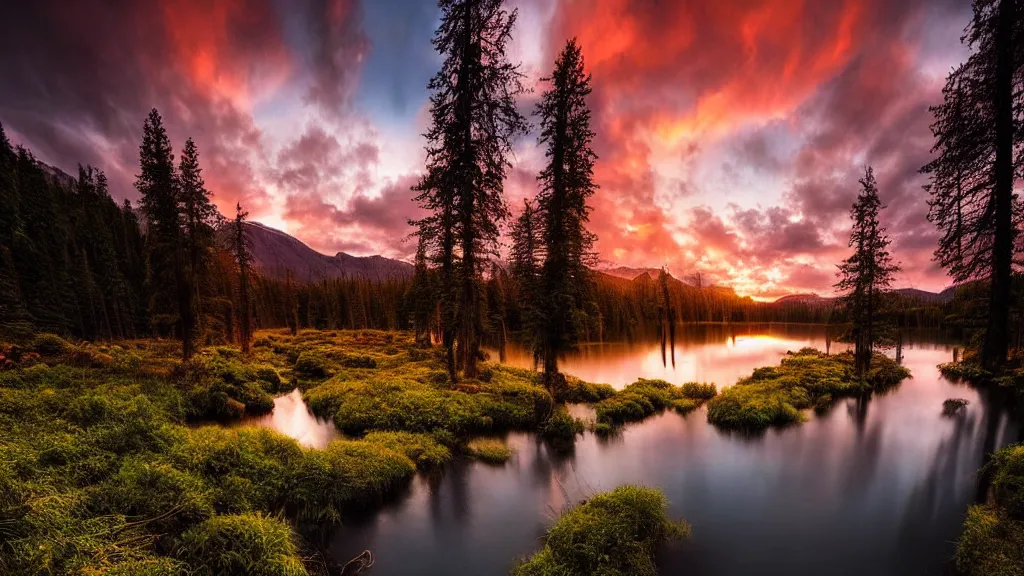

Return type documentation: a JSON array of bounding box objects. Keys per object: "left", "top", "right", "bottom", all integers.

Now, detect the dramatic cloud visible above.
[
  {"left": 0, "top": 0, "right": 973, "bottom": 296},
  {"left": 538, "top": 0, "right": 969, "bottom": 296}
]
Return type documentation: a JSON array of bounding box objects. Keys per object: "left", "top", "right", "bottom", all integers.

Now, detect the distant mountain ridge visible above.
[
  {"left": 243, "top": 222, "right": 413, "bottom": 281},
  {"left": 772, "top": 287, "right": 954, "bottom": 305},
  {"left": 241, "top": 223, "right": 955, "bottom": 302}
]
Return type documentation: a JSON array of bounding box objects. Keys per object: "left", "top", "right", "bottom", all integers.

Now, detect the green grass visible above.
[
  {"left": 361, "top": 431, "right": 452, "bottom": 469},
  {"left": 955, "top": 446, "right": 1024, "bottom": 576},
  {"left": 0, "top": 328, "right": 721, "bottom": 574},
  {"left": 466, "top": 438, "right": 514, "bottom": 464},
  {"left": 178, "top": 513, "right": 308, "bottom": 576},
  {"left": 594, "top": 378, "right": 717, "bottom": 425},
  {"left": 0, "top": 331, "right": 441, "bottom": 574},
  {"left": 539, "top": 407, "right": 585, "bottom": 445},
  {"left": 706, "top": 348, "right": 909, "bottom": 431},
  {"left": 512, "top": 485, "right": 689, "bottom": 576}
]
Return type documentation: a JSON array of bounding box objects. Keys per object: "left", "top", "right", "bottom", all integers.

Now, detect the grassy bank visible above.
[
  {"left": 512, "top": 485, "right": 689, "bottom": 575},
  {"left": 0, "top": 331, "right": 441, "bottom": 575},
  {"left": 955, "top": 444, "right": 1024, "bottom": 576},
  {"left": 0, "top": 329, "right": 719, "bottom": 573},
  {"left": 705, "top": 348, "right": 910, "bottom": 431},
  {"left": 940, "top": 353, "right": 1024, "bottom": 402}
]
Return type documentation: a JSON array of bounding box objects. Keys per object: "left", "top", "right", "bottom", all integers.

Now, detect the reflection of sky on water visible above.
[
  {"left": 240, "top": 325, "right": 1019, "bottom": 575},
  {"left": 233, "top": 388, "right": 339, "bottom": 448},
  {"left": 496, "top": 323, "right": 856, "bottom": 388}
]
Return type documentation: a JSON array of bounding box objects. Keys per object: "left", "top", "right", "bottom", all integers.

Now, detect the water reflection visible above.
[
  {"left": 234, "top": 388, "right": 339, "bottom": 448},
  {"left": 496, "top": 323, "right": 865, "bottom": 389},
  {"left": 324, "top": 326, "right": 1018, "bottom": 576}
]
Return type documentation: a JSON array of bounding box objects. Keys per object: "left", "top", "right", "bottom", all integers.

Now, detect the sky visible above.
[{"left": 0, "top": 0, "right": 974, "bottom": 299}]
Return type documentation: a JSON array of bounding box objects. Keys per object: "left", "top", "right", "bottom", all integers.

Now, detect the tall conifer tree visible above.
[
  {"left": 136, "top": 109, "right": 192, "bottom": 357},
  {"left": 509, "top": 199, "right": 541, "bottom": 360},
  {"left": 226, "top": 203, "right": 254, "bottom": 353},
  {"left": 922, "top": 0, "right": 1023, "bottom": 369},
  {"left": 178, "top": 137, "right": 218, "bottom": 348},
  {"left": 836, "top": 167, "right": 899, "bottom": 377},
  {"left": 413, "top": 0, "right": 528, "bottom": 381},
  {"left": 535, "top": 38, "right": 598, "bottom": 389}
]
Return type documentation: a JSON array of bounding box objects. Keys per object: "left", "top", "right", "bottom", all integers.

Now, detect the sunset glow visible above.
[{"left": 0, "top": 0, "right": 970, "bottom": 298}]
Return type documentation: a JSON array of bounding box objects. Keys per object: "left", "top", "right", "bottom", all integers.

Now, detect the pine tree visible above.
[
  {"left": 227, "top": 204, "right": 254, "bottom": 353},
  {"left": 921, "top": 0, "right": 1023, "bottom": 369},
  {"left": 836, "top": 167, "right": 900, "bottom": 378},
  {"left": 284, "top": 269, "right": 298, "bottom": 336},
  {"left": 413, "top": 0, "right": 528, "bottom": 381},
  {"left": 509, "top": 199, "right": 541, "bottom": 358},
  {"left": 137, "top": 109, "right": 191, "bottom": 357},
  {"left": 535, "top": 38, "right": 599, "bottom": 389},
  {"left": 178, "top": 137, "right": 219, "bottom": 349},
  {"left": 408, "top": 237, "right": 435, "bottom": 346}
]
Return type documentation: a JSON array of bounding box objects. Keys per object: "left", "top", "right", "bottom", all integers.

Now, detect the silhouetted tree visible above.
[
  {"left": 408, "top": 237, "right": 434, "bottom": 346},
  {"left": 137, "top": 109, "right": 193, "bottom": 357},
  {"left": 226, "top": 204, "right": 254, "bottom": 353},
  {"left": 836, "top": 167, "right": 900, "bottom": 377},
  {"left": 509, "top": 199, "right": 541, "bottom": 358},
  {"left": 535, "top": 38, "right": 598, "bottom": 390},
  {"left": 412, "top": 0, "right": 528, "bottom": 381},
  {"left": 922, "top": 0, "right": 1023, "bottom": 369},
  {"left": 178, "top": 137, "right": 218, "bottom": 347}
]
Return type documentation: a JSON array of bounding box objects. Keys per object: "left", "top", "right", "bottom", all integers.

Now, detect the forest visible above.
[{"left": 0, "top": 0, "right": 1022, "bottom": 575}]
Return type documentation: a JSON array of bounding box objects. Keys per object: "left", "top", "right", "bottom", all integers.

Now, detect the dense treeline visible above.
[
  {"left": 0, "top": 119, "right": 419, "bottom": 348},
  {"left": 0, "top": 123, "right": 148, "bottom": 341}
]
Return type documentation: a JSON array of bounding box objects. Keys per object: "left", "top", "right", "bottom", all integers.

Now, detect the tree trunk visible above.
[{"left": 981, "top": 0, "right": 1015, "bottom": 370}]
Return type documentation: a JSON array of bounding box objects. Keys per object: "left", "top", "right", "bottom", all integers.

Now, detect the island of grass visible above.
[
  {"left": 0, "top": 329, "right": 721, "bottom": 575},
  {"left": 940, "top": 352, "right": 1024, "bottom": 403},
  {"left": 513, "top": 485, "right": 689, "bottom": 575},
  {"left": 705, "top": 348, "right": 910, "bottom": 431},
  {"left": 955, "top": 444, "right": 1024, "bottom": 576}
]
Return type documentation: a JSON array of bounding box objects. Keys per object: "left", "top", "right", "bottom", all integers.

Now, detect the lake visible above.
[{"left": 248, "top": 323, "right": 1022, "bottom": 575}]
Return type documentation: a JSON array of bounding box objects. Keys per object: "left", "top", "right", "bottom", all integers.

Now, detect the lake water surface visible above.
[{"left": 249, "top": 324, "right": 1022, "bottom": 575}]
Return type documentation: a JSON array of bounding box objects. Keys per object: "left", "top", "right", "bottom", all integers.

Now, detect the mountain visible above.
[
  {"left": 893, "top": 287, "right": 954, "bottom": 304},
  {"left": 599, "top": 266, "right": 663, "bottom": 281},
  {"left": 771, "top": 287, "right": 953, "bottom": 305},
  {"left": 773, "top": 293, "right": 833, "bottom": 306},
  {"left": 243, "top": 222, "right": 413, "bottom": 281}
]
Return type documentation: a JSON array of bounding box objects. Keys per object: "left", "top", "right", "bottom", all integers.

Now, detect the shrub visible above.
[
  {"left": 561, "top": 376, "right": 616, "bottom": 403},
  {"left": 466, "top": 438, "right": 514, "bottom": 464},
  {"left": 361, "top": 431, "right": 451, "bottom": 469},
  {"left": 255, "top": 367, "right": 283, "bottom": 392},
  {"left": 540, "top": 408, "right": 584, "bottom": 445},
  {"left": 990, "top": 445, "right": 1024, "bottom": 520},
  {"left": 31, "top": 333, "right": 70, "bottom": 356},
  {"left": 954, "top": 505, "right": 1024, "bottom": 576},
  {"left": 293, "top": 352, "right": 328, "bottom": 379},
  {"left": 680, "top": 382, "right": 717, "bottom": 400},
  {"left": 177, "top": 513, "right": 308, "bottom": 576},
  {"left": 513, "top": 485, "right": 688, "bottom": 576},
  {"left": 942, "top": 398, "right": 970, "bottom": 416}
]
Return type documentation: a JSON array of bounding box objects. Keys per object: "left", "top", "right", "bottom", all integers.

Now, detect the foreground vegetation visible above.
[
  {"left": 513, "top": 485, "right": 688, "bottom": 575},
  {"left": 706, "top": 348, "right": 910, "bottom": 431},
  {"left": 955, "top": 444, "right": 1024, "bottom": 576},
  {"left": 0, "top": 328, "right": 720, "bottom": 574}
]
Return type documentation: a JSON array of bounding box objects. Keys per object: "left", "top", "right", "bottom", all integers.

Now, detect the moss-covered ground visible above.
[
  {"left": 705, "top": 348, "right": 910, "bottom": 431},
  {"left": 512, "top": 485, "right": 689, "bottom": 576},
  {"left": 955, "top": 444, "right": 1024, "bottom": 576},
  {"left": 0, "top": 329, "right": 716, "bottom": 574}
]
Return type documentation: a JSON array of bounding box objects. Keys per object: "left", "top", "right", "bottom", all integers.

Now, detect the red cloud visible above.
[{"left": 536, "top": 0, "right": 966, "bottom": 295}]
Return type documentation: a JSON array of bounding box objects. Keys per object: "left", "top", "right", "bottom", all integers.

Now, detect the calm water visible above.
[{"left": 249, "top": 324, "right": 1022, "bottom": 576}]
